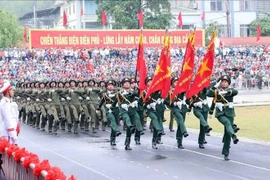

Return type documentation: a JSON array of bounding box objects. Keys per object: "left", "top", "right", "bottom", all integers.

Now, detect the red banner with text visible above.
[{"left": 29, "top": 29, "right": 204, "bottom": 48}]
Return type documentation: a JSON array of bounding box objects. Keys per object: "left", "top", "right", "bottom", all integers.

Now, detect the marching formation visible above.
[{"left": 13, "top": 74, "right": 240, "bottom": 160}]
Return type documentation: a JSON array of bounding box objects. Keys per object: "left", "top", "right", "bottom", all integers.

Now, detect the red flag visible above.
[
  {"left": 87, "top": 60, "right": 94, "bottom": 73},
  {"left": 145, "top": 34, "right": 171, "bottom": 100},
  {"left": 186, "top": 31, "right": 216, "bottom": 98},
  {"left": 201, "top": 12, "right": 205, "bottom": 21},
  {"left": 23, "top": 25, "right": 27, "bottom": 42},
  {"left": 172, "top": 32, "right": 195, "bottom": 98},
  {"left": 137, "top": 11, "right": 144, "bottom": 28},
  {"left": 63, "top": 10, "right": 68, "bottom": 26},
  {"left": 136, "top": 33, "right": 147, "bottom": 94},
  {"left": 257, "top": 24, "right": 261, "bottom": 41},
  {"left": 101, "top": 10, "right": 107, "bottom": 26},
  {"left": 80, "top": 7, "right": 83, "bottom": 16},
  {"left": 178, "top": 12, "right": 183, "bottom": 28}
]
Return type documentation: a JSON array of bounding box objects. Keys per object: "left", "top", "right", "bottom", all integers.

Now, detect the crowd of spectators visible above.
[{"left": 0, "top": 44, "right": 270, "bottom": 90}]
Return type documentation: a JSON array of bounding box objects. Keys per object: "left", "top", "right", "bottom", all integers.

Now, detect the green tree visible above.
[
  {"left": 249, "top": 12, "right": 270, "bottom": 36},
  {"left": 203, "top": 21, "right": 221, "bottom": 45},
  {"left": 95, "top": 0, "right": 173, "bottom": 29},
  {"left": 0, "top": 9, "right": 23, "bottom": 48}
]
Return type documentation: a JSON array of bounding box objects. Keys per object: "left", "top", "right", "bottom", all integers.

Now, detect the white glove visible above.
[
  {"left": 150, "top": 102, "right": 156, "bottom": 110},
  {"left": 219, "top": 90, "right": 228, "bottom": 95},
  {"left": 147, "top": 104, "right": 151, "bottom": 109},
  {"left": 9, "top": 131, "right": 18, "bottom": 139},
  {"left": 86, "top": 96, "right": 90, "bottom": 100},
  {"left": 131, "top": 101, "right": 138, "bottom": 108},
  {"left": 70, "top": 89, "right": 74, "bottom": 92},
  {"left": 48, "top": 98, "right": 52, "bottom": 102},
  {"left": 27, "top": 97, "right": 30, "bottom": 101},
  {"left": 88, "top": 88, "right": 92, "bottom": 92},
  {"left": 209, "top": 114, "right": 213, "bottom": 119},
  {"left": 156, "top": 98, "right": 161, "bottom": 104},
  {"left": 16, "top": 96, "right": 20, "bottom": 99},
  {"left": 121, "top": 104, "right": 128, "bottom": 111},
  {"left": 61, "top": 98, "right": 65, "bottom": 101},
  {"left": 66, "top": 97, "right": 71, "bottom": 100},
  {"left": 106, "top": 104, "right": 112, "bottom": 109},
  {"left": 79, "top": 96, "right": 83, "bottom": 100},
  {"left": 36, "top": 98, "right": 40, "bottom": 102},
  {"left": 214, "top": 80, "right": 221, "bottom": 88},
  {"left": 176, "top": 101, "right": 182, "bottom": 107},
  {"left": 51, "top": 89, "right": 55, "bottom": 92}
]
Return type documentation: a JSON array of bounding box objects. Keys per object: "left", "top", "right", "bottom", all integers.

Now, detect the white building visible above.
[
  {"left": 54, "top": 0, "right": 269, "bottom": 38},
  {"left": 174, "top": 0, "right": 270, "bottom": 38}
]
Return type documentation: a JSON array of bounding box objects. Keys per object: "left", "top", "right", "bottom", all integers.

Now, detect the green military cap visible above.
[
  {"left": 106, "top": 79, "right": 116, "bottom": 87},
  {"left": 82, "top": 80, "right": 88, "bottom": 84},
  {"left": 144, "top": 76, "right": 152, "bottom": 85},
  {"left": 88, "top": 79, "right": 96, "bottom": 85},
  {"left": 69, "top": 79, "right": 76, "bottom": 84},
  {"left": 16, "top": 82, "right": 21, "bottom": 88},
  {"left": 98, "top": 80, "right": 106, "bottom": 87},
  {"left": 76, "top": 81, "right": 83, "bottom": 86},
  {"left": 121, "top": 77, "right": 130, "bottom": 85},
  {"left": 220, "top": 75, "right": 231, "bottom": 85},
  {"left": 49, "top": 81, "right": 57, "bottom": 87},
  {"left": 64, "top": 81, "right": 70, "bottom": 85},
  {"left": 58, "top": 81, "right": 64, "bottom": 85},
  {"left": 130, "top": 78, "right": 136, "bottom": 83},
  {"left": 171, "top": 77, "right": 178, "bottom": 85}
]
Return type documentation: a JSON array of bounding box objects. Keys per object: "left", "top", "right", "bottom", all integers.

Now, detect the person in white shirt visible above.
[{"left": 0, "top": 79, "right": 19, "bottom": 145}]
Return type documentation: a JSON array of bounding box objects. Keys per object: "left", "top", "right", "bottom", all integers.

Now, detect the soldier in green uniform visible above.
[
  {"left": 112, "top": 78, "right": 140, "bottom": 150},
  {"left": 87, "top": 79, "right": 105, "bottom": 133},
  {"left": 189, "top": 87, "right": 212, "bottom": 149},
  {"left": 80, "top": 80, "right": 91, "bottom": 131},
  {"left": 206, "top": 75, "right": 239, "bottom": 161},
  {"left": 98, "top": 80, "right": 121, "bottom": 146},
  {"left": 62, "top": 81, "right": 73, "bottom": 132},
  {"left": 47, "top": 81, "right": 65, "bottom": 135},
  {"left": 142, "top": 76, "right": 164, "bottom": 149},
  {"left": 165, "top": 77, "right": 189, "bottom": 149},
  {"left": 68, "top": 80, "right": 84, "bottom": 134}
]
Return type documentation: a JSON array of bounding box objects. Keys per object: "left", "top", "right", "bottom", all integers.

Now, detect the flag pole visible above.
[{"left": 135, "top": 27, "right": 143, "bottom": 83}]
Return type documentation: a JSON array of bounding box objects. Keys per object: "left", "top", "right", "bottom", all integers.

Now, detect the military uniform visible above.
[
  {"left": 190, "top": 88, "right": 212, "bottom": 148},
  {"left": 98, "top": 80, "right": 121, "bottom": 146},
  {"left": 112, "top": 78, "right": 140, "bottom": 150},
  {"left": 165, "top": 77, "right": 189, "bottom": 149},
  {"left": 142, "top": 76, "right": 163, "bottom": 149},
  {"left": 206, "top": 75, "right": 239, "bottom": 160}
]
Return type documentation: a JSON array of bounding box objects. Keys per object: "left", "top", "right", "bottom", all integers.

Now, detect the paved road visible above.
[
  {"left": 17, "top": 90, "right": 270, "bottom": 180},
  {"left": 19, "top": 122, "right": 270, "bottom": 180}
]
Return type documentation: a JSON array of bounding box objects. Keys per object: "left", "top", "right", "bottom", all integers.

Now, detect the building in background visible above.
[
  {"left": 19, "top": 7, "right": 60, "bottom": 29},
  {"left": 19, "top": 0, "right": 270, "bottom": 38},
  {"left": 55, "top": 0, "right": 101, "bottom": 29}
]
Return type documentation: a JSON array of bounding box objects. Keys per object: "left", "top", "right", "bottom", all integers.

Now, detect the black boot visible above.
[
  {"left": 152, "top": 143, "right": 158, "bottom": 149},
  {"left": 125, "top": 145, "right": 132, "bottom": 150},
  {"left": 224, "top": 155, "right": 230, "bottom": 161},
  {"left": 232, "top": 135, "right": 239, "bottom": 144}
]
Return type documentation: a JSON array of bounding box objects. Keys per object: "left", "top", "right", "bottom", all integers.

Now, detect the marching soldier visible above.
[
  {"left": 47, "top": 81, "right": 65, "bottom": 135},
  {"left": 98, "top": 80, "right": 121, "bottom": 146},
  {"left": 165, "top": 77, "right": 189, "bottom": 149},
  {"left": 142, "top": 76, "right": 164, "bottom": 149},
  {"left": 87, "top": 79, "right": 105, "bottom": 133},
  {"left": 189, "top": 87, "right": 212, "bottom": 149},
  {"left": 80, "top": 80, "right": 91, "bottom": 131},
  {"left": 68, "top": 80, "right": 84, "bottom": 134},
  {"left": 111, "top": 78, "right": 140, "bottom": 150},
  {"left": 62, "top": 81, "right": 72, "bottom": 132},
  {"left": 206, "top": 75, "right": 239, "bottom": 161}
]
